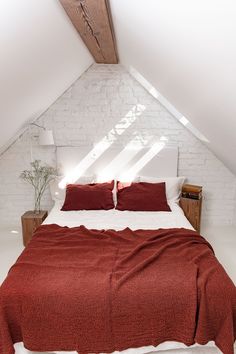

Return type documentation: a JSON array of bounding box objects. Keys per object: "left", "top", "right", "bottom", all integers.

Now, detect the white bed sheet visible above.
[
  {"left": 15, "top": 203, "right": 222, "bottom": 354},
  {"left": 43, "top": 201, "right": 194, "bottom": 231}
]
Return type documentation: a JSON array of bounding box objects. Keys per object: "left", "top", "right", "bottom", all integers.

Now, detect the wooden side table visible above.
[
  {"left": 21, "top": 210, "right": 48, "bottom": 246},
  {"left": 179, "top": 184, "right": 202, "bottom": 233}
]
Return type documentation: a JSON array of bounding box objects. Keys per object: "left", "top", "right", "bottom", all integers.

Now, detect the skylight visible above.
[{"left": 129, "top": 66, "right": 209, "bottom": 143}]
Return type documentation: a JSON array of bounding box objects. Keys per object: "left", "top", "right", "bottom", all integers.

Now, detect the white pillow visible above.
[
  {"left": 49, "top": 175, "right": 94, "bottom": 202},
  {"left": 138, "top": 176, "right": 186, "bottom": 202}
]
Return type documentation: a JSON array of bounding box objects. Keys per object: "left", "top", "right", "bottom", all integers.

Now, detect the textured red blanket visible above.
[{"left": 0, "top": 225, "right": 235, "bottom": 354}]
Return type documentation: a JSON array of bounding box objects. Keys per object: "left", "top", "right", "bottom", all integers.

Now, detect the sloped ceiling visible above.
[
  {"left": 0, "top": 0, "right": 93, "bottom": 152},
  {"left": 1, "top": 0, "right": 236, "bottom": 176},
  {"left": 110, "top": 0, "right": 236, "bottom": 175}
]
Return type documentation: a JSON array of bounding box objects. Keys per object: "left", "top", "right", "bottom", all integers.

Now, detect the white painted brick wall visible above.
[{"left": 0, "top": 64, "right": 236, "bottom": 228}]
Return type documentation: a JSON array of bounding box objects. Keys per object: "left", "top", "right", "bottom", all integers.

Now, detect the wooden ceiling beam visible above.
[{"left": 59, "top": 0, "right": 118, "bottom": 64}]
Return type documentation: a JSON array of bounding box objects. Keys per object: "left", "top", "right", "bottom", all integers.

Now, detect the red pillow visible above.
[
  {"left": 116, "top": 181, "right": 171, "bottom": 211},
  {"left": 61, "top": 181, "right": 115, "bottom": 211}
]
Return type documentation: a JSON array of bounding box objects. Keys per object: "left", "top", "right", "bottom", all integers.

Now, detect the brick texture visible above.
[{"left": 0, "top": 64, "right": 235, "bottom": 228}]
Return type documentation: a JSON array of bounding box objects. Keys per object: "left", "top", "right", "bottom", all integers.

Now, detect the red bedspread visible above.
[{"left": 0, "top": 225, "right": 235, "bottom": 354}]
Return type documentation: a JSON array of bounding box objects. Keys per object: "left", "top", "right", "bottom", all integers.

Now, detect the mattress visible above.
[{"left": 14, "top": 202, "right": 223, "bottom": 354}]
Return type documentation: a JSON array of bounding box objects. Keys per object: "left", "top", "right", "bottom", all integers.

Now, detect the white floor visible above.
[
  {"left": 200, "top": 225, "right": 236, "bottom": 285},
  {"left": 0, "top": 226, "right": 24, "bottom": 285}
]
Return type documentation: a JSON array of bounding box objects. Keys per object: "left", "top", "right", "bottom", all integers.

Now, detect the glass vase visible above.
[{"left": 34, "top": 191, "right": 41, "bottom": 214}]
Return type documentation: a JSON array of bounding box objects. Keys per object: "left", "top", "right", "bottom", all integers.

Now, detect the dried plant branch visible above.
[{"left": 20, "top": 160, "right": 57, "bottom": 213}]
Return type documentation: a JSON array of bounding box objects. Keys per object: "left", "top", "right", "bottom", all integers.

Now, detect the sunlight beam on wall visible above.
[
  {"left": 58, "top": 141, "right": 111, "bottom": 188},
  {"left": 59, "top": 104, "right": 146, "bottom": 188},
  {"left": 119, "top": 141, "right": 165, "bottom": 181},
  {"left": 96, "top": 139, "right": 147, "bottom": 182}
]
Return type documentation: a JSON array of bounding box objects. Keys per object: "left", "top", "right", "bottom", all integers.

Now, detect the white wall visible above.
[
  {"left": 110, "top": 0, "right": 236, "bottom": 175},
  {"left": 0, "top": 0, "right": 93, "bottom": 152},
  {"left": 0, "top": 64, "right": 235, "bottom": 228}
]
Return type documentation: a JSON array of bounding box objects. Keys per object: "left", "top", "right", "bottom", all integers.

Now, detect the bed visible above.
[{"left": 0, "top": 146, "right": 235, "bottom": 354}]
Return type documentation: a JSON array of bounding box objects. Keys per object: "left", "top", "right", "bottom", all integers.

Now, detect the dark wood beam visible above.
[{"left": 59, "top": 0, "right": 118, "bottom": 64}]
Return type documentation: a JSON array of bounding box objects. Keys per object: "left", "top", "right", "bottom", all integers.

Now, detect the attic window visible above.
[
  {"left": 179, "top": 116, "right": 189, "bottom": 126},
  {"left": 129, "top": 66, "right": 209, "bottom": 143}
]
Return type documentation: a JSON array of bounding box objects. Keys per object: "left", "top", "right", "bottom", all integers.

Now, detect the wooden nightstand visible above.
[
  {"left": 179, "top": 184, "right": 202, "bottom": 233},
  {"left": 21, "top": 210, "right": 48, "bottom": 246}
]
